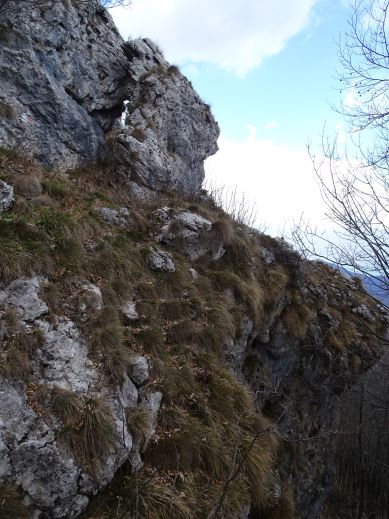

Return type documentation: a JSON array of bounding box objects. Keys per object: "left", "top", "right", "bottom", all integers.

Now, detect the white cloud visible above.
[
  {"left": 264, "top": 120, "right": 278, "bottom": 129},
  {"left": 204, "top": 127, "right": 327, "bottom": 234},
  {"left": 111, "top": 0, "right": 319, "bottom": 74}
]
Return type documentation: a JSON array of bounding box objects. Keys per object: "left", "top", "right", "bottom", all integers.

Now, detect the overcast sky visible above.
[{"left": 111, "top": 0, "right": 351, "bottom": 234}]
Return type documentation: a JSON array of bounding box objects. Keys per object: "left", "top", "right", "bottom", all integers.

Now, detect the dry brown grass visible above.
[
  {"left": 282, "top": 300, "right": 314, "bottom": 339},
  {"left": 88, "top": 306, "right": 129, "bottom": 382},
  {"left": 0, "top": 100, "right": 15, "bottom": 119},
  {"left": 0, "top": 485, "right": 30, "bottom": 519},
  {"left": 0, "top": 311, "right": 44, "bottom": 380},
  {"left": 52, "top": 389, "right": 117, "bottom": 477}
]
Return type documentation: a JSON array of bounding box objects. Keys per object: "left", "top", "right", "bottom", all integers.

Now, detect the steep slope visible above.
[
  {"left": 0, "top": 1, "right": 387, "bottom": 518},
  {"left": 0, "top": 151, "right": 386, "bottom": 518}
]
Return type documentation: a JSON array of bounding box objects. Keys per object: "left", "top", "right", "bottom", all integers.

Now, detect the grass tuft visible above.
[
  {"left": 52, "top": 388, "right": 117, "bottom": 477},
  {"left": 0, "top": 485, "right": 29, "bottom": 519}
]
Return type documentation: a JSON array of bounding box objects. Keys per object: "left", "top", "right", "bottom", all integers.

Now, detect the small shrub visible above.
[
  {"left": 0, "top": 26, "right": 9, "bottom": 43},
  {"left": 126, "top": 406, "right": 150, "bottom": 446},
  {"left": 37, "top": 208, "right": 73, "bottom": 241},
  {"left": 43, "top": 178, "right": 69, "bottom": 199},
  {"left": 210, "top": 270, "right": 265, "bottom": 327},
  {"left": 88, "top": 307, "right": 129, "bottom": 382},
  {"left": 133, "top": 326, "right": 166, "bottom": 355},
  {"left": 121, "top": 473, "right": 193, "bottom": 519},
  {"left": 0, "top": 216, "right": 53, "bottom": 283},
  {"left": 13, "top": 176, "right": 42, "bottom": 198},
  {"left": 210, "top": 218, "right": 234, "bottom": 245},
  {"left": 167, "top": 64, "right": 180, "bottom": 75},
  {"left": 0, "top": 317, "right": 44, "bottom": 380}
]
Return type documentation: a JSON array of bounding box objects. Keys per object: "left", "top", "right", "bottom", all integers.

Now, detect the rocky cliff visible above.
[
  {"left": 0, "top": 0, "right": 218, "bottom": 193},
  {"left": 0, "top": 1, "right": 387, "bottom": 518}
]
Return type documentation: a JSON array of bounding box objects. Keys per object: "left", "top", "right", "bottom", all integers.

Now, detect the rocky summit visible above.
[
  {"left": 0, "top": 0, "right": 219, "bottom": 194},
  {"left": 0, "top": 1, "right": 387, "bottom": 519}
]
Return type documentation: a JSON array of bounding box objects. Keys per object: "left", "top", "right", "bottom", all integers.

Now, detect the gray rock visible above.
[
  {"left": 115, "top": 39, "right": 219, "bottom": 194},
  {"left": 79, "top": 280, "right": 103, "bottom": 314},
  {"left": 0, "top": 180, "right": 14, "bottom": 213},
  {"left": 155, "top": 209, "right": 224, "bottom": 261},
  {"left": 0, "top": 380, "right": 88, "bottom": 518},
  {"left": 0, "top": 436, "right": 11, "bottom": 479},
  {"left": 118, "top": 373, "right": 138, "bottom": 409},
  {"left": 260, "top": 247, "right": 275, "bottom": 264},
  {"left": 13, "top": 440, "right": 87, "bottom": 518},
  {"left": 352, "top": 304, "right": 375, "bottom": 321},
  {"left": 224, "top": 317, "right": 254, "bottom": 371},
  {"left": 122, "top": 299, "right": 139, "bottom": 322},
  {"left": 37, "top": 318, "right": 98, "bottom": 394},
  {"left": 100, "top": 207, "right": 129, "bottom": 229},
  {"left": 0, "top": 277, "right": 48, "bottom": 321},
  {"left": 177, "top": 211, "right": 212, "bottom": 232},
  {"left": 0, "top": 382, "right": 38, "bottom": 444},
  {"left": 189, "top": 268, "right": 199, "bottom": 280},
  {"left": 129, "top": 355, "right": 149, "bottom": 386},
  {"left": 0, "top": 3, "right": 219, "bottom": 194},
  {"left": 148, "top": 249, "right": 175, "bottom": 272},
  {"left": 0, "top": 0, "right": 128, "bottom": 170},
  {"left": 126, "top": 180, "right": 156, "bottom": 201},
  {"left": 140, "top": 391, "right": 162, "bottom": 448}
]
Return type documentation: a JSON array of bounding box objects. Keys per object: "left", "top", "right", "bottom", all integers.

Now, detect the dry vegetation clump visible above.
[
  {"left": 0, "top": 485, "right": 30, "bottom": 519},
  {"left": 0, "top": 100, "right": 15, "bottom": 119},
  {"left": 305, "top": 261, "right": 385, "bottom": 355},
  {"left": 282, "top": 297, "right": 314, "bottom": 340},
  {"left": 51, "top": 388, "right": 117, "bottom": 477},
  {"left": 87, "top": 306, "right": 130, "bottom": 382},
  {"left": 0, "top": 310, "right": 44, "bottom": 379}
]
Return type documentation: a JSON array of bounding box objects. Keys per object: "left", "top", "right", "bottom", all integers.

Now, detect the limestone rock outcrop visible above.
[
  {"left": 0, "top": 180, "right": 14, "bottom": 212},
  {"left": 0, "top": 276, "right": 160, "bottom": 518},
  {"left": 0, "top": 1, "right": 219, "bottom": 193}
]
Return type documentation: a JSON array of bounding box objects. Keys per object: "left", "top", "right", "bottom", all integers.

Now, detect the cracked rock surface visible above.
[
  {"left": 0, "top": 2, "right": 219, "bottom": 194},
  {"left": 0, "top": 277, "right": 160, "bottom": 518}
]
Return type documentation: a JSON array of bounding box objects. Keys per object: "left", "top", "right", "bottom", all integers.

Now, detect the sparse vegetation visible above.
[
  {"left": 52, "top": 388, "right": 117, "bottom": 477},
  {"left": 131, "top": 127, "right": 147, "bottom": 142},
  {"left": 282, "top": 299, "right": 313, "bottom": 339},
  {"left": 0, "top": 485, "right": 30, "bottom": 519},
  {"left": 0, "top": 311, "right": 44, "bottom": 379},
  {"left": 0, "top": 100, "right": 15, "bottom": 119},
  {"left": 0, "top": 151, "right": 383, "bottom": 518}
]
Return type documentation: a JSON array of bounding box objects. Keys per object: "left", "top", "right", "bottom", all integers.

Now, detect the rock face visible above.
[
  {"left": 0, "top": 1, "right": 219, "bottom": 192},
  {"left": 115, "top": 39, "right": 220, "bottom": 193},
  {"left": 0, "top": 277, "right": 160, "bottom": 518},
  {"left": 153, "top": 206, "right": 226, "bottom": 260},
  {"left": 0, "top": 0, "right": 127, "bottom": 170},
  {"left": 0, "top": 180, "right": 14, "bottom": 212}
]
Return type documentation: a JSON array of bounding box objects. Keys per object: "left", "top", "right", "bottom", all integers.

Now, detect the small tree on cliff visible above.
[{"left": 293, "top": 0, "right": 389, "bottom": 302}]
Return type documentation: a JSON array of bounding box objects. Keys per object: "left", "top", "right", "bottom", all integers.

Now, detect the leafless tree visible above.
[
  {"left": 292, "top": 0, "right": 389, "bottom": 302},
  {"left": 292, "top": 3, "right": 389, "bottom": 516}
]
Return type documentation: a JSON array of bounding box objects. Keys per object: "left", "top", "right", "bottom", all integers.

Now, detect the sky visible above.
[{"left": 111, "top": 0, "right": 352, "bottom": 234}]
